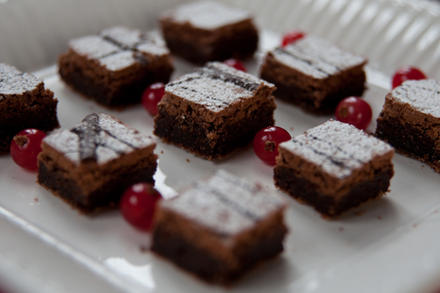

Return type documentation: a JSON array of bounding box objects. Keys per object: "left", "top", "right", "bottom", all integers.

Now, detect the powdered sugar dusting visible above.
[
  {"left": 98, "top": 51, "right": 137, "bottom": 72},
  {"left": 69, "top": 36, "right": 120, "bottom": 59},
  {"left": 166, "top": 62, "right": 272, "bottom": 112},
  {"left": 43, "top": 113, "right": 154, "bottom": 165},
  {"left": 280, "top": 120, "right": 393, "bottom": 178},
  {"left": 101, "top": 26, "right": 143, "bottom": 48},
  {"left": 166, "top": 1, "right": 251, "bottom": 30},
  {"left": 392, "top": 79, "right": 440, "bottom": 118},
  {"left": 272, "top": 36, "right": 366, "bottom": 79},
  {"left": 161, "top": 170, "right": 286, "bottom": 238},
  {"left": 0, "top": 63, "right": 41, "bottom": 96},
  {"left": 71, "top": 27, "right": 170, "bottom": 69}
]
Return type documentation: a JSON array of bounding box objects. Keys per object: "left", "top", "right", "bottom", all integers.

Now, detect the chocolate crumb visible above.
[
  {"left": 34, "top": 197, "right": 39, "bottom": 202},
  {"left": 338, "top": 226, "right": 344, "bottom": 232},
  {"left": 186, "top": 158, "right": 190, "bottom": 163},
  {"left": 377, "top": 215, "right": 382, "bottom": 220},
  {"left": 160, "top": 150, "right": 164, "bottom": 154}
]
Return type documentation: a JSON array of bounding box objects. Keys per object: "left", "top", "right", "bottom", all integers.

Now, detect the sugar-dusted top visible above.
[
  {"left": 69, "top": 27, "right": 169, "bottom": 72},
  {"left": 272, "top": 36, "right": 366, "bottom": 79},
  {"left": 0, "top": 63, "right": 41, "bottom": 97},
  {"left": 391, "top": 79, "right": 440, "bottom": 118},
  {"left": 164, "top": 1, "right": 251, "bottom": 30},
  {"left": 101, "top": 26, "right": 144, "bottom": 48},
  {"left": 101, "top": 27, "right": 169, "bottom": 56},
  {"left": 160, "top": 170, "right": 286, "bottom": 239},
  {"left": 98, "top": 51, "right": 137, "bottom": 72},
  {"left": 280, "top": 120, "right": 393, "bottom": 178},
  {"left": 166, "top": 62, "right": 274, "bottom": 112},
  {"left": 43, "top": 113, "right": 154, "bottom": 165},
  {"left": 69, "top": 35, "right": 120, "bottom": 59}
]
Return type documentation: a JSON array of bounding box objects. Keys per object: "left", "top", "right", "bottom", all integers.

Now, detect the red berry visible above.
[
  {"left": 253, "top": 126, "right": 291, "bottom": 166},
  {"left": 335, "top": 97, "right": 372, "bottom": 130},
  {"left": 282, "top": 31, "right": 305, "bottom": 47},
  {"left": 392, "top": 66, "right": 427, "bottom": 89},
  {"left": 10, "top": 129, "right": 46, "bottom": 171},
  {"left": 142, "top": 82, "right": 165, "bottom": 116},
  {"left": 224, "top": 59, "right": 247, "bottom": 72},
  {"left": 120, "top": 183, "right": 161, "bottom": 231}
]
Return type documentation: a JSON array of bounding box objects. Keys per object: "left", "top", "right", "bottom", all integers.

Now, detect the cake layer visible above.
[
  {"left": 0, "top": 63, "right": 59, "bottom": 153},
  {"left": 37, "top": 113, "right": 157, "bottom": 213},
  {"left": 151, "top": 170, "right": 287, "bottom": 284},
  {"left": 58, "top": 27, "right": 173, "bottom": 107}
]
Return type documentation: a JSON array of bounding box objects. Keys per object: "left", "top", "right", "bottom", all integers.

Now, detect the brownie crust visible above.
[
  {"left": 58, "top": 50, "right": 173, "bottom": 107},
  {"left": 274, "top": 165, "right": 393, "bottom": 217},
  {"left": 154, "top": 90, "right": 275, "bottom": 160},
  {"left": 260, "top": 52, "right": 366, "bottom": 114},
  {"left": 160, "top": 18, "right": 258, "bottom": 63},
  {"left": 376, "top": 92, "right": 440, "bottom": 173},
  {"left": 0, "top": 83, "right": 59, "bottom": 153},
  {"left": 37, "top": 113, "right": 157, "bottom": 213},
  {"left": 151, "top": 206, "right": 286, "bottom": 284}
]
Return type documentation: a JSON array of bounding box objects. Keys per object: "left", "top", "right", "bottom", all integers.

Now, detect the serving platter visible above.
[
  {"left": 1, "top": 30, "right": 440, "bottom": 293},
  {"left": 1, "top": 0, "right": 440, "bottom": 292}
]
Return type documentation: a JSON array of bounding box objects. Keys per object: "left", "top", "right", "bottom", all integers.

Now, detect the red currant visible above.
[
  {"left": 142, "top": 82, "right": 165, "bottom": 116},
  {"left": 253, "top": 126, "right": 291, "bottom": 166},
  {"left": 335, "top": 97, "right": 372, "bottom": 130},
  {"left": 10, "top": 129, "right": 46, "bottom": 171},
  {"left": 392, "top": 66, "right": 427, "bottom": 89},
  {"left": 120, "top": 183, "right": 161, "bottom": 231},
  {"left": 282, "top": 31, "right": 305, "bottom": 47},
  {"left": 224, "top": 59, "right": 246, "bottom": 72}
]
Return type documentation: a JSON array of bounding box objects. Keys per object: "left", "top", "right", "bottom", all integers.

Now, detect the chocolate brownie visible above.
[
  {"left": 37, "top": 113, "right": 157, "bottom": 213},
  {"left": 160, "top": 1, "right": 258, "bottom": 63},
  {"left": 151, "top": 170, "right": 287, "bottom": 284},
  {"left": 275, "top": 120, "right": 394, "bottom": 217},
  {"left": 154, "top": 62, "right": 276, "bottom": 160},
  {"left": 260, "top": 36, "right": 367, "bottom": 114},
  {"left": 58, "top": 26, "right": 173, "bottom": 107},
  {"left": 0, "top": 63, "right": 59, "bottom": 153},
  {"left": 376, "top": 79, "right": 440, "bottom": 173}
]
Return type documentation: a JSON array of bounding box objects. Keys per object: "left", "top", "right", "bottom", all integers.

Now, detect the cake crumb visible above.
[
  {"left": 338, "top": 226, "right": 344, "bottom": 232},
  {"left": 433, "top": 209, "right": 439, "bottom": 214},
  {"left": 377, "top": 215, "right": 382, "bottom": 220},
  {"left": 412, "top": 223, "right": 419, "bottom": 228},
  {"left": 186, "top": 158, "right": 190, "bottom": 163},
  {"left": 160, "top": 150, "right": 164, "bottom": 154},
  {"left": 33, "top": 197, "right": 39, "bottom": 202},
  {"left": 139, "top": 245, "right": 149, "bottom": 253}
]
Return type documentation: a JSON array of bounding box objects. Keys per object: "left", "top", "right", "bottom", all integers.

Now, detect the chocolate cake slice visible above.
[
  {"left": 260, "top": 36, "right": 367, "bottom": 114},
  {"left": 275, "top": 120, "right": 394, "bottom": 217},
  {"left": 160, "top": 1, "right": 258, "bottom": 63},
  {"left": 376, "top": 79, "right": 440, "bottom": 173},
  {"left": 152, "top": 170, "right": 287, "bottom": 284},
  {"left": 58, "top": 26, "right": 173, "bottom": 107},
  {"left": 154, "top": 62, "right": 276, "bottom": 160},
  {"left": 37, "top": 113, "right": 157, "bottom": 213},
  {"left": 0, "top": 63, "right": 59, "bottom": 153}
]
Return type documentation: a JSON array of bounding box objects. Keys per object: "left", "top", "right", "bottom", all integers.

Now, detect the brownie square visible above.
[
  {"left": 37, "top": 113, "right": 157, "bottom": 213},
  {"left": 376, "top": 79, "right": 440, "bottom": 173},
  {"left": 275, "top": 120, "right": 394, "bottom": 217},
  {"left": 260, "top": 36, "right": 367, "bottom": 114},
  {"left": 58, "top": 26, "right": 174, "bottom": 107},
  {"left": 0, "top": 63, "right": 59, "bottom": 153},
  {"left": 151, "top": 170, "right": 287, "bottom": 284},
  {"left": 154, "top": 62, "right": 276, "bottom": 160},
  {"left": 160, "top": 1, "right": 259, "bottom": 63}
]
